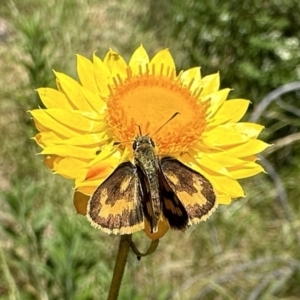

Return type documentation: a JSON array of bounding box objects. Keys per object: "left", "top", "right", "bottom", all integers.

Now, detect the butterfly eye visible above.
[{"left": 132, "top": 140, "right": 137, "bottom": 150}]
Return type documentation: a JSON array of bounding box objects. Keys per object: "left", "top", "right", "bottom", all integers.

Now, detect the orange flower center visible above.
[{"left": 106, "top": 68, "right": 209, "bottom": 155}]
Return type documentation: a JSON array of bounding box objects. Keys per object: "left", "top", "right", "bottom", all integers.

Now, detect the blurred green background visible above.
[{"left": 1, "top": 0, "right": 300, "bottom": 299}]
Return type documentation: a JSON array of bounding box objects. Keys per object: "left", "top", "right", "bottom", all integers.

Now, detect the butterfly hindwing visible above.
[
  {"left": 87, "top": 162, "right": 144, "bottom": 234},
  {"left": 161, "top": 157, "right": 217, "bottom": 225}
]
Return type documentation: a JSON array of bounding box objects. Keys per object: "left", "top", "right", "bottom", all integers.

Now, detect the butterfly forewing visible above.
[
  {"left": 161, "top": 157, "right": 216, "bottom": 224},
  {"left": 87, "top": 162, "right": 144, "bottom": 234}
]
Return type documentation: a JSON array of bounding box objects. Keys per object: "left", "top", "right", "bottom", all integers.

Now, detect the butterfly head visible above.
[
  {"left": 132, "top": 135, "right": 157, "bottom": 164},
  {"left": 133, "top": 135, "right": 155, "bottom": 151}
]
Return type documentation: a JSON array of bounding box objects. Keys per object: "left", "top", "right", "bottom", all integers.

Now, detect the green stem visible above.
[
  {"left": 107, "top": 235, "right": 131, "bottom": 300},
  {"left": 129, "top": 239, "right": 159, "bottom": 259}
]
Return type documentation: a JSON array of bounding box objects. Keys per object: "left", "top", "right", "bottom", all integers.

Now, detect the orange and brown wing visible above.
[
  {"left": 157, "top": 163, "right": 189, "bottom": 230},
  {"left": 161, "top": 157, "right": 217, "bottom": 225},
  {"left": 87, "top": 162, "right": 144, "bottom": 234}
]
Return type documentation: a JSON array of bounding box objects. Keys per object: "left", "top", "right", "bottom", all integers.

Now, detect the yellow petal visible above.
[
  {"left": 180, "top": 67, "right": 201, "bottom": 92},
  {"left": 181, "top": 152, "right": 229, "bottom": 178},
  {"left": 93, "top": 53, "right": 111, "bottom": 97},
  {"left": 37, "top": 88, "right": 74, "bottom": 109},
  {"left": 87, "top": 145, "right": 120, "bottom": 167},
  {"left": 75, "top": 152, "right": 122, "bottom": 193},
  {"left": 73, "top": 191, "right": 90, "bottom": 215},
  {"left": 41, "top": 144, "right": 97, "bottom": 159},
  {"left": 201, "top": 167, "right": 245, "bottom": 199},
  {"left": 215, "top": 193, "right": 232, "bottom": 205},
  {"left": 55, "top": 71, "right": 95, "bottom": 111},
  {"left": 183, "top": 153, "right": 245, "bottom": 199},
  {"left": 228, "top": 161, "right": 265, "bottom": 179},
  {"left": 76, "top": 184, "right": 98, "bottom": 196},
  {"left": 150, "top": 49, "right": 175, "bottom": 76},
  {"left": 129, "top": 45, "right": 149, "bottom": 75},
  {"left": 243, "top": 155, "right": 258, "bottom": 162},
  {"left": 75, "top": 174, "right": 108, "bottom": 190},
  {"left": 201, "top": 73, "right": 220, "bottom": 96},
  {"left": 224, "top": 139, "right": 270, "bottom": 158},
  {"left": 31, "top": 109, "right": 103, "bottom": 135},
  {"left": 54, "top": 133, "right": 109, "bottom": 146},
  {"left": 103, "top": 49, "right": 127, "bottom": 79},
  {"left": 223, "top": 123, "right": 264, "bottom": 138},
  {"left": 30, "top": 109, "right": 80, "bottom": 137},
  {"left": 80, "top": 85, "right": 106, "bottom": 112},
  {"left": 76, "top": 177, "right": 100, "bottom": 189},
  {"left": 203, "top": 126, "right": 251, "bottom": 147},
  {"left": 45, "top": 155, "right": 65, "bottom": 172},
  {"left": 34, "top": 132, "right": 64, "bottom": 147},
  {"left": 210, "top": 99, "right": 250, "bottom": 125},
  {"left": 198, "top": 154, "right": 232, "bottom": 177},
  {"left": 205, "top": 153, "right": 247, "bottom": 168},
  {"left": 206, "top": 88, "right": 231, "bottom": 117},
  {"left": 53, "top": 157, "right": 88, "bottom": 178},
  {"left": 76, "top": 54, "right": 98, "bottom": 93},
  {"left": 207, "top": 153, "right": 263, "bottom": 179},
  {"left": 84, "top": 161, "right": 114, "bottom": 181}
]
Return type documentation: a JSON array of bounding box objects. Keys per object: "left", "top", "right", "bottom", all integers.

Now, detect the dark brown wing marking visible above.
[
  {"left": 157, "top": 163, "right": 189, "bottom": 230},
  {"left": 87, "top": 162, "right": 144, "bottom": 234},
  {"left": 161, "top": 157, "right": 217, "bottom": 225}
]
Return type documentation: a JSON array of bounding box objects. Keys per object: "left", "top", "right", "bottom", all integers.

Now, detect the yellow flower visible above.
[{"left": 30, "top": 45, "right": 268, "bottom": 239}]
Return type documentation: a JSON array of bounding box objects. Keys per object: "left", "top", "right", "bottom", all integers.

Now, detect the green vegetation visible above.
[{"left": 1, "top": 0, "right": 299, "bottom": 299}]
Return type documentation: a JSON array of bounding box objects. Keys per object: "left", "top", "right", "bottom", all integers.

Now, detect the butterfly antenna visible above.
[
  {"left": 138, "top": 124, "right": 142, "bottom": 136},
  {"left": 113, "top": 140, "right": 134, "bottom": 146},
  {"left": 152, "top": 112, "right": 180, "bottom": 137},
  {"left": 134, "top": 124, "right": 143, "bottom": 136}
]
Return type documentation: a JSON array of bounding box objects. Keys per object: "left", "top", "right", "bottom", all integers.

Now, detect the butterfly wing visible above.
[
  {"left": 87, "top": 162, "right": 144, "bottom": 234},
  {"left": 161, "top": 157, "right": 216, "bottom": 225},
  {"left": 157, "top": 162, "right": 189, "bottom": 230}
]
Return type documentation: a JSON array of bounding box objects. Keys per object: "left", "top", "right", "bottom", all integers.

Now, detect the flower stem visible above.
[{"left": 107, "top": 235, "right": 131, "bottom": 300}]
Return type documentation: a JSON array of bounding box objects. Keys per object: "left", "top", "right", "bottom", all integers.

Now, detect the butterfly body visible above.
[
  {"left": 87, "top": 135, "right": 216, "bottom": 235},
  {"left": 133, "top": 136, "right": 161, "bottom": 232}
]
